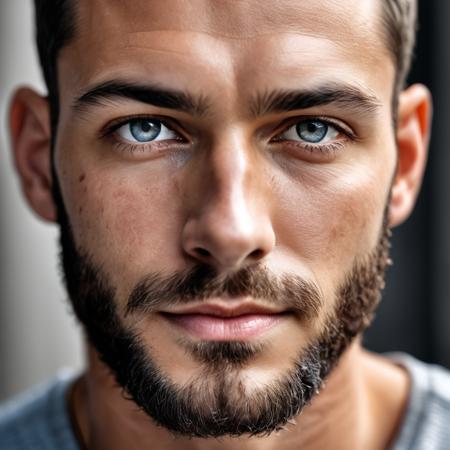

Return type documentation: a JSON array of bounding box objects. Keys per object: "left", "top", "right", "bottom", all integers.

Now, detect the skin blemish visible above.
[{"left": 79, "top": 173, "right": 86, "bottom": 182}]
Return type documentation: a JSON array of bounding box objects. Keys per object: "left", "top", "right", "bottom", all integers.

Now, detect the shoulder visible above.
[
  {"left": 389, "top": 353, "right": 450, "bottom": 450},
  {"left": 0, "top": 370, "right": 79, "bottom": 450}
]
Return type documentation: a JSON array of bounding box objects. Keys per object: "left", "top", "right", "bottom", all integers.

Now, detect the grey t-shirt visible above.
[{"left": 0, "top": 354, "right": 449, "bottom": 449}]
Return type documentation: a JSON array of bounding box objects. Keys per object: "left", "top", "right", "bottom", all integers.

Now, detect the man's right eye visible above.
[{"left": 116, "top": 118, "right": 179, "bottom": 143}]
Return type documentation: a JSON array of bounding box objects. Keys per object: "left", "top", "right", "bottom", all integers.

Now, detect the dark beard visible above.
[{"left": 57, "top": 194, "right": 391, "bottom": 438}]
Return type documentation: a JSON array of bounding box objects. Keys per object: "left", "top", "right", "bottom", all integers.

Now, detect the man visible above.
[{"left": 1, "top": 0, "right": 449, "bottom": 448}]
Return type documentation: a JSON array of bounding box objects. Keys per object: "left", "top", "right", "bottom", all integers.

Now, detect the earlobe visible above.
[
  {"left": 9, "top": 87, "right": 57, "bottom": 222},
  {"left": 389, "top": 84, "right": 432, "bottom": 227}
]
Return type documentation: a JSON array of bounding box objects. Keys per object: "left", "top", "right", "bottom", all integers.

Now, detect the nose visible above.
[{"left": 181, "top": 137, "right": 275, "bottom": 271}]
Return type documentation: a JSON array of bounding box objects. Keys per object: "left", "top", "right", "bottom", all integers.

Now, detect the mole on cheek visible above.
[{"left": 79, "top": 173, "right": 86, "bottom": 183}]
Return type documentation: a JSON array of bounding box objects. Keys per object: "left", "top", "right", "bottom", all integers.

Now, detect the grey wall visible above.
[
  {"left": 0, "top": 2, "right": 83, "bottom": 401},
  {"left": 427, "top": 0, "right": 450, "bottom": 367}
]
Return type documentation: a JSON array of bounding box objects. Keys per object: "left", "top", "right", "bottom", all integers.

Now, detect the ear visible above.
[
  {"left": 389, "top": 83, "right": 432, "bottom": 227},
  {"left": 9, "top": 87, "right": 57, "bottom": 222}
]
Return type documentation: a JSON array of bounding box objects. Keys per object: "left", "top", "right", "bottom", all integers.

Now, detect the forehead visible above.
[
  {"left": 60, "top": 0, "right": 393, "bottom": 105},
  {"left": 73, "top": 0, "right": 385, "bottom": 39}
]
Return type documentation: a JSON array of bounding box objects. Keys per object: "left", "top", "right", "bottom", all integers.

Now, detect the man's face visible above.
[{"left": 53, "top": 0, "right": 397, "bottom": 436}]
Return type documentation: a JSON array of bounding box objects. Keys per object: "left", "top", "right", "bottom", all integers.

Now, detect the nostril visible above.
[
  {"left": 249, "top": 249, "right": 264, "bottom": 260},
  {"left": 194, "top": 247, "right": 211, "bottom": 258}
]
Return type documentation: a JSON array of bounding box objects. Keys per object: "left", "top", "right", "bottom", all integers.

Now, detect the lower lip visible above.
[{"left": 162, "top": 313, "right": 285, "bottom": 340}]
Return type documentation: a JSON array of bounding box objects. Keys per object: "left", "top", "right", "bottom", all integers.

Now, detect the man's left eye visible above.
[
  {"left": 116, "top": 118, "right": 178, "bottom": 143},
  {"left": 278, "top": 119, "right": 339, "bottom": 144}
]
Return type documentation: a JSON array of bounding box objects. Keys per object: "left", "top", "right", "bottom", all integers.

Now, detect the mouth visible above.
[{"left": 160, "top": 302, "right": 290, "bottom": 341}]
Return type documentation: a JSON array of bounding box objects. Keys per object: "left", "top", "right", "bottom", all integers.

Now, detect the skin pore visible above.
[{"left": 10, "top": 0, "right": 431, "bottom": 449}]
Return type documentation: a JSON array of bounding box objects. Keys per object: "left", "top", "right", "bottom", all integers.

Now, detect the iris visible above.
[
  {"left": 296, "top": 120, "right": 328, "bottom": 143},
  {"left": 129, "top": 119, "right": 161, "bottom": 142}
]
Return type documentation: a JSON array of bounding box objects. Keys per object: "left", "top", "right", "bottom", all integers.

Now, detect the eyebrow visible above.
[
  {"left": 73, "top": 80, "right": 210, "bottom": 116},
  {"left": 73, "top": 80, "right": 382, "bottom": 120},
  {"left": 250, "top": 84, "right": 382, "bottom": 117}
]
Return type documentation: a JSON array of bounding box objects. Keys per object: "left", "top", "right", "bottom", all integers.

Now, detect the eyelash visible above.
[
  {"left": 102, "top": 115, "right": 356, "bottom": 156},
  {"left": 102, "top": 114, "right": 187, "bottom": 155},
  {"left": 112, "top": 139, "right": 182, "bottom": 155},
  {"left": 270, "top": 116, "right": 356, "bottom": 156}
]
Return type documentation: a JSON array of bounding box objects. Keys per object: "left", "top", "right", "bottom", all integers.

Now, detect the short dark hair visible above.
[
  {"left": 34, "top": 0, "right": 417, "bottom": 132},
  {"left": 34, "top": 0, "right": 75, "bottom": 133},
  {"left": 381, "top": 0, "right": 418, "bottom": 98}
]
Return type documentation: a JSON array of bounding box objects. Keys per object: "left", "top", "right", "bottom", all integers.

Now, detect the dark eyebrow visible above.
[
  {"left": 73, "top": 80, "right": 210, "bottom": 116},
  {"left": 251, "top": 84, "right": 382, "bottom": 117}
]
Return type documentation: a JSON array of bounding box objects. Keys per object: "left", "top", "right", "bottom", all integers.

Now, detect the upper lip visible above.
[{"left": 160, "top": 301, "right": 287, "bottom": 318}]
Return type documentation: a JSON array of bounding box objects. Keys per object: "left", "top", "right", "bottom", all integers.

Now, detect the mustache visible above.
[{"left": 125, "top": 264, "right": 322, "bottom": 320}]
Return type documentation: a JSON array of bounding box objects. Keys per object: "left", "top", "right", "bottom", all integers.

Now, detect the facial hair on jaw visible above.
[{"left": 56, "top": 188, "right": 391, "bottom": 438}]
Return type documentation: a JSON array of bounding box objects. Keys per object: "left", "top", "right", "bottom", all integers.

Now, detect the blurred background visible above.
[
  {"left": 0, "top": 1, "right": 449, "bottom": 401},
  {"left": 0, "top": 2, "right": 83, "bottom": 401}
]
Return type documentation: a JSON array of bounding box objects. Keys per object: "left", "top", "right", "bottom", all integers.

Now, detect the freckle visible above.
[
  {"left": 79, "top": 206, "right": 83, "bottom": 214},
  {"left": 330, "top": 227, "right": 338, "bottom": 240},
  {"left": 79, "top": 173, "right": 86, "bottom": 182}
]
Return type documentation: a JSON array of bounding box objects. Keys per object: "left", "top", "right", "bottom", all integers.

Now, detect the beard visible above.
[{"left": 56, "top": 194, "right": 391, "bottom": 438}]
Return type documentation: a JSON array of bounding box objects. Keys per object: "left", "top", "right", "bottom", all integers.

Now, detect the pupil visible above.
[
  {"left": 141, "top": 121, "right": 152, "bottom": 132},
  {"left": 307, "top": 123, "right": 319, "bottom": 133}
]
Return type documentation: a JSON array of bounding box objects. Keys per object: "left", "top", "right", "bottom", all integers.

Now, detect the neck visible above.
[{"left": 71, "top": 341, "right": 409, "bottom": 450}]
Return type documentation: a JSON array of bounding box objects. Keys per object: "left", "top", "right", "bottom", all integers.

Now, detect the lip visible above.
[
  {"left": 161, "top": 301, "right": 287, "bottom": 318},
  {"left": 160, "top": 301, "right": 289, "bottom": 340}
]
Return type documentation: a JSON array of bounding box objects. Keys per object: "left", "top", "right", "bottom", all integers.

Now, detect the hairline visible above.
[{"left": 36, "top": 0, "right": 413, "bottom": 135}]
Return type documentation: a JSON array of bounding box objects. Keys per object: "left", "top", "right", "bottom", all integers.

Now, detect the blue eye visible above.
[
  {"left": 278, "top": 119, "right": 339, "bottom": 145},
  {"left": 116, "top": 118, "right": 178, "bottom": 143},
  {"left": 296, "top": 121, "right": 328, "bottom": 143},
  {"left": 129, "top": 119, "right": 161, "bottom": 142}
]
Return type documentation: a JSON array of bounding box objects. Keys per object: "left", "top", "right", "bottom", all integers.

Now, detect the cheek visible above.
[
  {"left": 62, "top": 167, "right": 183, "bottom": 298},
  {"left": 273, "top": 159, "right": 392, "bottom": 295}
]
